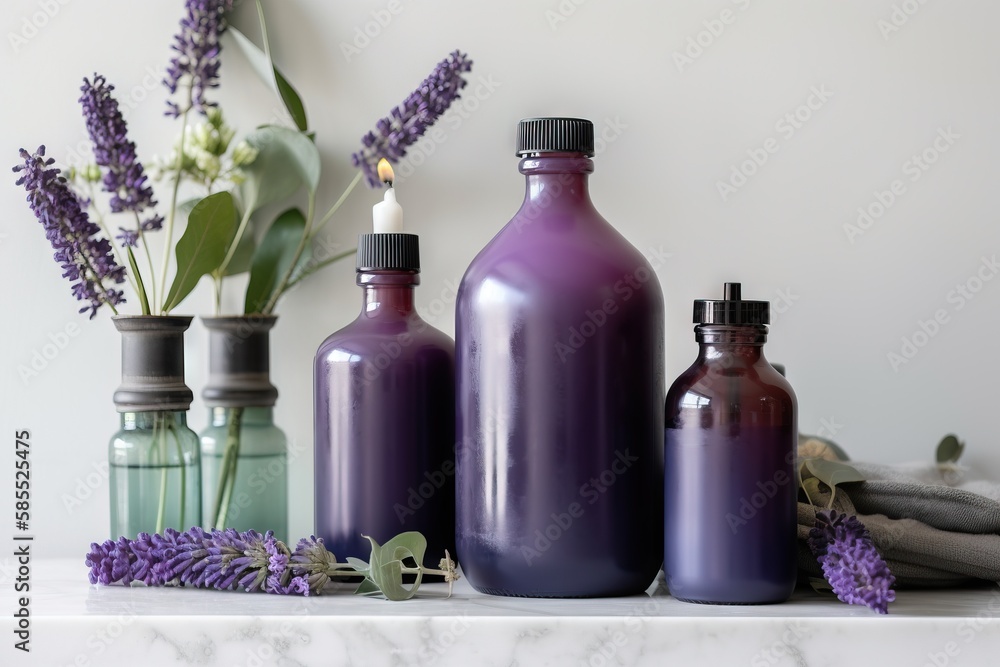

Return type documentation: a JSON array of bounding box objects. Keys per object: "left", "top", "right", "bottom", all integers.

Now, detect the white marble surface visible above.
[{"left": 8, "top": 559, "right": 1000, "bottom": 666}]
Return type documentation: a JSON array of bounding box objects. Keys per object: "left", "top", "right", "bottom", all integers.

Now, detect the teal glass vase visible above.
[
  {"left": 109, "top": 316, "right": 201, "bottom": 539},
  {"left": 200, "top": 316, "right": 288, "bottom": 541},
  {"left": 109, "top": 411, "right": 201, "bottom": 538}
]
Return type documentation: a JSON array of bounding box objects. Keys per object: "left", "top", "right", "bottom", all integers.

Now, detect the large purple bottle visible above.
[
  {"left": 664, "top": 283, "right": 797, "bottom": 604},
  {"left": 314, "top": 232, "right": 455, "bottom": 562},
  {"left": 456, "top": 118, "right": 665, "bottom": 597}
]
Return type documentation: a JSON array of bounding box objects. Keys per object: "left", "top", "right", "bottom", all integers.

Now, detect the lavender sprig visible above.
[
  {"left": 808, "top": 509, "right": 897, "bottom": 614},
  {"left": 80, "top": 74, "right": 163, "bottom": 247},
  {"left": 351, "top": 50, "right": 473, "bottom": 187},
  {"left": 86, "top": 528, "right": 459, "bottom": 599},
  {"left": 164, "top": 0, "right": 236, "bottom": 117},
  {"left": 13, "top": 146, "right": 125, "bottom": 318}
]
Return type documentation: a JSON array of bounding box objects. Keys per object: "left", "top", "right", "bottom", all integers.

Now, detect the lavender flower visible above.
[
  {"left": 87, "top": 528, "right": 316, "bottom": 596},
  {"left": 79, "top": 75, "right": 163, "bottom": 246},
  {"left": 164, "top": 0, "right": 236, "bottom": 117},
  {"left": 808, "top": 509, "right": 897, "bottom": 614},
  {"left": 352, "top": 50, "right": 473, "bottom": 187},
  {"left": 86, "top": 528, "right": 460, "bottom": 599},
  {"left": 14, "top": 146, "right": 126, "bottom": 318}
]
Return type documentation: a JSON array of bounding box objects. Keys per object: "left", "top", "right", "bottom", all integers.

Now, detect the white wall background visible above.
[{"left": 2, "top": 0, "right": 999, "bottom": 558}]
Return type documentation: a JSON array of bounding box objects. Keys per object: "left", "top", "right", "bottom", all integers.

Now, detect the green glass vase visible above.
[
  {"left": 109, "top": 316, "right": 201, "bottom": 539},
  {"left": 200, "top": 316, "right": 288, "bottom": 541}
]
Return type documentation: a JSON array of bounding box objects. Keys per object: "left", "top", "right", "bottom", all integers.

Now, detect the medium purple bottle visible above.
[
  {"left": 664, "top": 283, "right": 797, "bottom": 604},
  {"left": 314, "top": 226, "right": 455, "bottom": 562},
  {"left": 456, "top": 118, "right": 665, "bottom": 597}
]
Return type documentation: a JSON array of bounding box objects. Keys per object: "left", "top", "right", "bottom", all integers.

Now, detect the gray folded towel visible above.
[
  {"left": 797, "top": 492, "right": 1000, "bottom": 587},
  {"left": 796, "top": 452, "right": 1000, "bottom": 588}
]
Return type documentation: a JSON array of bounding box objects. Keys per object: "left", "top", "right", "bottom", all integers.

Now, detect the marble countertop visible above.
[{"left": 12, "top": 559, "right": 1000, "bottom": 666}]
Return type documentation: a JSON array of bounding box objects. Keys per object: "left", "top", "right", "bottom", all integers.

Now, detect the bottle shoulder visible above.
[
  {"left": 666, "top": 360, "right": 797, "bottom": 412},
  {"left": 459, "top": 219, "right": 663, "bottom": 306},
  {"left": 315, "top": 316, "right": 454, "bottom": 362}
]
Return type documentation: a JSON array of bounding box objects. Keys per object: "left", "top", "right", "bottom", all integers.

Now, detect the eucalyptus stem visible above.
[{"left": 211, "top": 407, "right": 244, "bottom": 529}]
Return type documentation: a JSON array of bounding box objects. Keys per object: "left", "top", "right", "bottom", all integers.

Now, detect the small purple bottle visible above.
[
  {"left": 664, "top": 283, "right": 797, "bottom": 604},
  {"left": 456, "top": 118, "right": 665, "bottom": 597},
  {"left": 314, "top": 213, "right": 455, "bottom": 562}
]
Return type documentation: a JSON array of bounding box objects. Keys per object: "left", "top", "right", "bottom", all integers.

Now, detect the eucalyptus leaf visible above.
[
  {"left": 161, "top": 192, "right": 238, "bottom": 313},
  {"left": 353, "top": 578, "right": 381, "bottom": 596},
  {"left": 346, "top": 557, "right": 371, "bottom": 573},
  {"left": 124, "top": 245, "right": 150, "bottom": 315},
  {"left": 221, "top": 25, "right": 308, "bottom": 131},
  {"left": 238, "top": 125, "right": 321, "bottom": 216},
  {"left": 936, "top": 434, "right": 965, "bottom": 464},
  {"left": 244, "top": 208, "right": 306, "bottom": 313},
  {"left": 804, "top": 458, "right": 865, "bottom": 492},
  {"left": 801, "top": 476, "right": 823, "bottom": 507},
  {"left": 361, "top": 533, "right": 428, "bottom": 601}
]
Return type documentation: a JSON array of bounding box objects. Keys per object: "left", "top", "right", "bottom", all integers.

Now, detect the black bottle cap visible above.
[
  {"left": 693, "top": 282, "right": 769, "bottom": 325},
  {"left": 516, "top": 117, "right": 595, "bottom": 157},
  {"left": 356, "top": 233, "right": 420, "bottom": 272}
]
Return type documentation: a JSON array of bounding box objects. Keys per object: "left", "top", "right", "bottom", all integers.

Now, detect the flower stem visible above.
[
  {"left": 217, "top": 204, "right": 254, "bottom": 284},
  {"left": 157, "top": 92, "right": 193, "bottom": 314},
  {"left": 133, "top": 212, "right": 158, "bottom": 311},
  {"left": 312, "top": 172, "right": 362, "bottom": 236},
  {"left": 211, "top": 407, "right": 244, "bottom": 529},
  {"left": 155, "top": 412, "right": 168, "bottom": 535},
  {"left": 87, "top": 183, "right": 140, "bottom": 298},
  {"left": 283, "top": 249, "right": 355, "bottom": 292},
  {"left": 260, "top": 171, "right": 363, "bottom": 314},
  {"left": 169, "top": 422, "right": 186, "bottom": 530}
]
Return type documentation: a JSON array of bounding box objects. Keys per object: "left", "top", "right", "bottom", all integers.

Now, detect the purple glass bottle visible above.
[
  {"left": 314, "top": 232, "right": 455, "bottom": 562},
  {"left": 455, "top": 118, "right": 665, "bottom": 597},
  {"left": 664, "top": 283, "right": 797, "bottom": 604}
]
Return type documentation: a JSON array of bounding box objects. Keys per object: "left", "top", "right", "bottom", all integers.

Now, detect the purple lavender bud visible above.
[
  {"left": 14, "top": 146, "right": 126, "bottom": 318},
  {"left": 352, "top": 50, "right": 473, "bottom": 187},
  {"left": 85, "top": 527, "right": 309, "bottom": 595},
  {"left": 79, "top": 75, "right": 162, "bottom": 247},
  {"left": 808, "top": 509, "right": 897, "bottom": 614},
  {"left": 164, "top": 0, "right": 236, "bottom": 117}
]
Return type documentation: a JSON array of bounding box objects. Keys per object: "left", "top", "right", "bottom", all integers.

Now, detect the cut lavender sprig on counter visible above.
[
  {"left": 351, "top": 50, "right": 473, "bottom": 187},
  {"left": 86, "top": 527, "right": 459, "bottom": 599},
  {"left": 164, "top": 0, "right": 236, "bottom": 117},
  {"left": 80, "top": 74, "right": 163, "bottom": 246},
  {"left": 808, "top": 509, "right": 897, "bottom": 614},
  {"left": 13, "top": 146, "right": 126, "bottom": 318}
]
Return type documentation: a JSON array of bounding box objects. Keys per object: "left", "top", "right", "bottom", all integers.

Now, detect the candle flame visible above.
[{"left": 377, "top": 158, "right": 394, "bottom": 186}]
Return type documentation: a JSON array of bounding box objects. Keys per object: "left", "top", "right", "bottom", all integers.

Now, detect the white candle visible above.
[
  {"left": 372, "top": 158, "right": 403, "bottom": 233},
  {"left": 372, "top": 186, "right": 403, "bottom": 234}
]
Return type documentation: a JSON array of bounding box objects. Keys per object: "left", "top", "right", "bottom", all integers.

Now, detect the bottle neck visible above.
[
  {"left": 211, "top": 406, "right": 274, "bottom": 427},
  {"left": 120, "top": 411, "right": 188, "bottom": 430},
  {"left": 519, "top": 153, "right": 595, "bottom": 212},
  {"left": 357, "top": 270, "right": 419, "bottom": 318},
  {"left": 695, "top": 325, "right": 768, "bottom": 363}
]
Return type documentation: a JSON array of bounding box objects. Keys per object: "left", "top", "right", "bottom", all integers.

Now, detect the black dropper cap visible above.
[
  {"left": 356, "top": 233, "right": 420, "bottom": 272},
  {"left": 693, "top": 282, "right": 769, "bottom": 325},
  {"left": 516, "top": 117, "right": 595, "bottom": 157}
]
